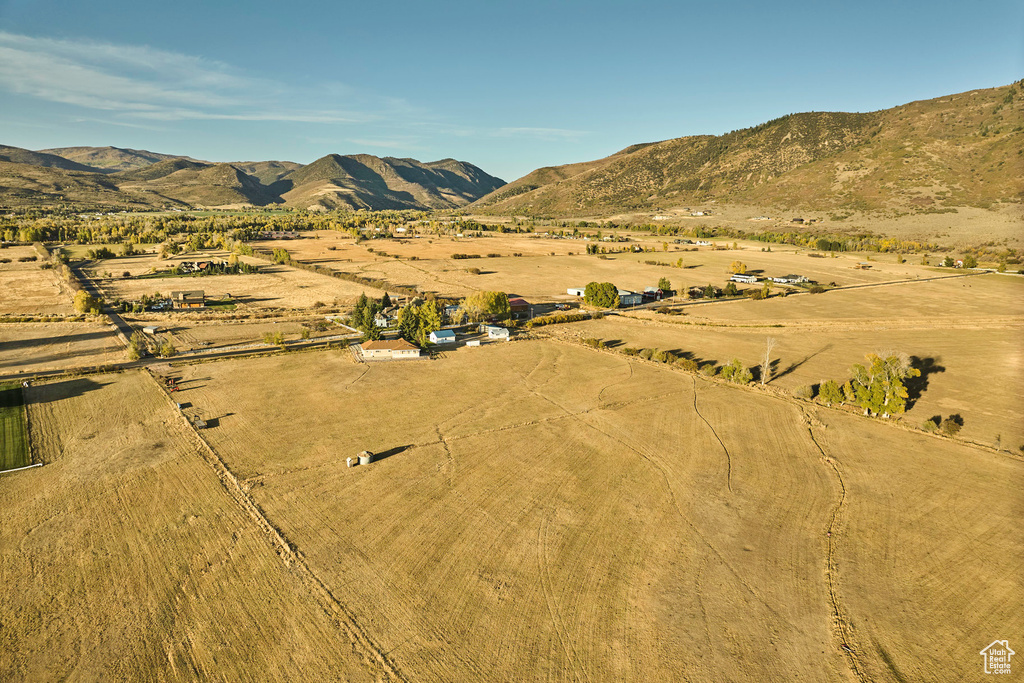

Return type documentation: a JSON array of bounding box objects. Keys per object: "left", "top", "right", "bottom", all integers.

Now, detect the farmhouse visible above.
[
  {"left": 429, "top": 329, "right": 457, "bottom": 344},
  {"left": 508, "top": 297, "right": 531, "bottom": 319},
  {"left": 730, "top": 274, "right": 759, "bottom": 284},
  {"left": 375, "top": 307, "right": 398, "bottom": 328},
  {"left": 359, "top": 339, "right": 421, "bottom": 359},
  {"left": 170, "top": 290, "right": 205, "bottom": 309},
  {"left": 771, "top": 274, "right": 809, "bottom": 284},
  {"left": 617, "top": 290, "right": 643, "bottom": 307}
]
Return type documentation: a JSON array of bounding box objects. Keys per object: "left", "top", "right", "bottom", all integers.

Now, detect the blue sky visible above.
[{"left": 1, "top": 0, "right": 1021, "bottom": 180}]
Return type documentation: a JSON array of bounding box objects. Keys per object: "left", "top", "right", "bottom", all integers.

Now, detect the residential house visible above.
[
  {"left": 771, "top": 274, "right": 809, "bottom": 284},
  {"left": 170, "top": 290, "right": 205, "bottom": 309},
  {"left": 730, "top": 274, "right": 759, "bottom": 284},
  {"left": 487, "top": 327, "right": 510, "bottom": 341},
  {"left": 359, "top": 339, "right": 421, "bottom": 359}
]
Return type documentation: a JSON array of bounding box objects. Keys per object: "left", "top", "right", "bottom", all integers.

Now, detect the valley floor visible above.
[{"left": 2, "top": 342, "right": 1019, "bottom": 681}]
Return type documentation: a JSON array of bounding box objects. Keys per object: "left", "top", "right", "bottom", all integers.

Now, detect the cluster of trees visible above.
[
  {"left": 168, "top": 259, "right": 259, "bottom": 277},
  {"left": 940, "top": 255, "right": 978, "bottom": 268},
  {"left": 127, "top": 332, "right": 175, "bottom": 360},
  {"left": 460, "top": 291, "right": 510, "bottom": 322},
  {"left": 397, "top": 300, "right": 442, "bottom": 346},
  {"left": 73, "top": 290, "right": 102, "bottom": 314},
  {"left": 818, "top": 352, "right": 921, "bottom": 417},
  {"left": 351, "top": 292, "right": 393, "bottom": 340},
  {"left": 584, "top": 282, "right": 619, "bottom": 308}
]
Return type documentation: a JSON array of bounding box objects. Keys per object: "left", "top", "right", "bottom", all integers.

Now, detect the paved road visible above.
[{"left": 71, "top": 262, "right": 136, "bottom": 343}]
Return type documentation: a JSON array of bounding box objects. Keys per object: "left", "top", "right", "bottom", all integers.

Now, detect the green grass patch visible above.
[
  {"left": 0, "top": 383, "right": 31, "bottom": 471},
  {"left": 205, "top": 299, "right": 237, "bottom": 311}
]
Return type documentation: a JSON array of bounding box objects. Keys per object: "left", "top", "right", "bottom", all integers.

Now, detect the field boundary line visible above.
[
  {"left": 799, "top": 405, "right": 869, "bottom": 683},
  {"left": 543, "top": 334, "right": 1024, "bottom": 462},
  {"left": 690, "top": 375, "right": 733, "bottom": 492},
  {"left": 141, "top": 368, "right": 408, "bottom": 683}
]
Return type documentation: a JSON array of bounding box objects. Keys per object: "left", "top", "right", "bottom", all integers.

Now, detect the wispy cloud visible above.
[{"left": 0, "top": 31, "right": 399, "bottom": 124}]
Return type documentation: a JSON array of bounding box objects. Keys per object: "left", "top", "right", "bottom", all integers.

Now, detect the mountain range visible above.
[
  {"left": 0, "top": 146, "right": 505, "bottom": 211},
  {"left": 2, "top": 81, "right": 1020, "bottom": 215},
  {"left": 472, "top": 82, "right": 1023, "bottom": 216}
]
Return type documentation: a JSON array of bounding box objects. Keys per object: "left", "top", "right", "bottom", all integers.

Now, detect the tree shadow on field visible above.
[
  {"left": 602, "top": 339, "right": 624, "bottom": 348},
  {"left": 773, "top": 343, "right": 833, "bottom": 381},
  {"left": 24, "top": 378, "right": 110, "bottom": 404},
  {"left": 905, "top": 356, "right": 945, "bottom": 410}
]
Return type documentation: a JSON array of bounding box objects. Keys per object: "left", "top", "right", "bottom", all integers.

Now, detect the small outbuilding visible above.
[
  {"left": 567, "top": 287, "right": 586, "bottom": 297},
  {"left": 466, "top": 339, "right": 481, "bottom": 347},
  {"left": 429, "top": 329, "right": 457, "bottom": 344},
  {"left": 617, "top": 290, "right": 643, "bottom": 307},
  {"left": 508, "top": 297, "right": 531, "bottom": 320},
  {"left": 142, "top": 325, "right": 159, "bottom": 335}
]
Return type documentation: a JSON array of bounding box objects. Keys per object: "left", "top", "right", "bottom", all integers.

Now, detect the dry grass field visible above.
[
  {"left": 0, "top": 371, "right": 378, "bottom": 681},
  {"left": 267, "top": 233, "right": 954, "bottom": 302},
  {"left": 546, "top": 271, "right": 1023, "bottom": 448},
  {"left": 87, "top": 249, "right": 380, "bottom": 308},
  {"left": 157, "top": 341, "right": 1021, "bottom": 682},
  {"left": 0, "top": 246, "right": 72, "bottom": 315},
  {"left": 0, "top": 322, "right": 122, "bottom": 374}
]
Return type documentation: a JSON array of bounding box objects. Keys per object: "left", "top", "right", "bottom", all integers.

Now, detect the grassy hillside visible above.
[
  {"left": 473, "top": 82, "right": 1024, "bottom": 216},
  {"left": 38, "top": 146, "right": 196, "bottom": 173},
  {"left": 0, "top": 148, "right": 503, "bottom": 211},
  {"left": 0, "top": 145, "right": 100, "bottom": 173},
  {"left": 279, "top": 154, "right": 504, "bottom": 210}
]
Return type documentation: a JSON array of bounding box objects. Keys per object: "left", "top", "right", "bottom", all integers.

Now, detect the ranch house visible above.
[
  {"left": 359, "top": 339, "right": 421, "bottom": 359},
  {"left": 170, "top": 290, "right": 205, "bottom": 309},
  {"left": 730, "top": 274, "right": 759, "bottom": 284}
]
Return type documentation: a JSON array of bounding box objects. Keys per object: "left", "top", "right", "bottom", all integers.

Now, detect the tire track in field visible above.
[
  {"left": 799, "top": 406, "right": 868, "bottom": 683},
  {"left": 690, "top": 376, "right": 733, "bottom": 492},
  {"left": 143, "top": 369, "right": 408, "bottom": 683},
  {"left": 536, "top": 513, "right": 590, "bottom": 683},
  {"left": 518, "top": 375, "right": 792, "bottom": 633}
]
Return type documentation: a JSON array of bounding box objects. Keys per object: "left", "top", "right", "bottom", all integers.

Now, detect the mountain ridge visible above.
[
  {"left": 0, "top": 147, "right": 505, "bottom": 211},
  {"left": 471, "top": 82, "right": 1024, "bottom": 216}
]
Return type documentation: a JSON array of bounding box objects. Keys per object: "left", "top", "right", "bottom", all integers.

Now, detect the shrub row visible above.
[{"left": 525, "top": 312, "right": 590, "bottom": 328}]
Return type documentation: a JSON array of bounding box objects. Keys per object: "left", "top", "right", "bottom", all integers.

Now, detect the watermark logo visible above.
[{"left": 980, "top": 640, "right": 1014, "bottom": 674}]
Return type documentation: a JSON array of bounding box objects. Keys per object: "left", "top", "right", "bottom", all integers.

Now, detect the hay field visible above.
[
  {"left": 305, "top": 242, "right": 944, "bottom": 301},
  {"left": 548, "top": 316, "right": 1024, "bottom": 448},
  {"left": 0, "top": 371, "right": 377, "bottom": 681},
  {"left": 0, "top": 246, "right": 71, "bottom": 315},
  {"left": 686, "top": 271, "right": 1022, "bottom": 323},
  {"left": 92, "top": 257, "right": 378, "bottom": 308},
  {"left": 0, "top": 322, "right": 123, "bottom": 374},
  {"left": 174, "top": 341, "right": 1021, "bottom": 682},
  {"left": 145, "top": 319, "right": 309, "bottom": 352}
]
